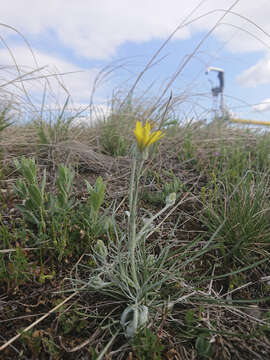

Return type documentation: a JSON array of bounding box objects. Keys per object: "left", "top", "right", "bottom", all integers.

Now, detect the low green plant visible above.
[
  {"left": 85, "top": 176, "right": 106, "bottom": 226},
  {"left": 177, "top": 129, "right": 197, "bottom": 164},
  {"left": 0, "top": 216, "right": 14, "bottom": 249},
  {"left": 0, "top": 247, "right": 30, "bottom": 289},
  {"left": 143, "top": 174, "right": 183, "bottom": 206},
  {"left": 195, "top": 333, "right": 212, "bottom": 358},
  {"left": 56, "top": 303, "right": 88, "bottom": 336},
  {"left": 99, "top": 122, "right": 128, "bottom": 156},
  {"left": 14, "top": 157, "right": 75, "bottom": 216},
  {"left": 68, "top": 176, "right": 109, "bottom": 250},
  {"left": 58, "top": 175, "right": 109, "bottom": 253},
  {"left": 19, "top": 329, "right": 61, "bottom": 359},
  {"left": 0, "top": 103, "right": 14, "bottom": 133},
  {"left": 98, "top": 95, "right": 139, "bottom": 156},
  {"left": 220, "top": 145, "right": 250, "bottom": 182},
  {"left": 13, "top": 157, "right": 75, "bottom": 258},
  {"left": 20, "top": 330, "right": 43, "bottom": 359},
  {"left": 72, "top": 121, "right": 218, "bottom": 343},
  {"left": 35, "top": 97, "right": 74, "bottom": 147},
  {"left": 200, "top": 142, "right": 251, "bottom": 184},
  {"left": 0, "top": 103, "right": 14, "bottom": 184},
  {"left": 131, "top": 328, "right": 164, "bottom": 360},
  {"left": 162, "top": 176, "right": 183, "bottom": 200},
  {"left": 14, "top": 156, "right": 48, "bottom": 226},
  {"left": 182, "top": 131, "right": 195, "bottom": 160},
  {"left": 13, "top": 157, "right": 108, "bottom": 259},
  {"left": 200, "top": 171, "right": 270, "bottom": 264},
  {"left": 255, "top": 133, "right": 270, "bottom": 171}
]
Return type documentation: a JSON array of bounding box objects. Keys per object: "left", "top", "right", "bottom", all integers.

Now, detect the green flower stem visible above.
[
  {"left": 128, "top": 155, "right": 145, "bottom": 288},
  {"left": 128, "top": 157, "right": 137, "bottom": 219}
]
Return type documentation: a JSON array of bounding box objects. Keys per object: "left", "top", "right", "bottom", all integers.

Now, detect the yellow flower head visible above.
[{"left": 133, "top": 121, "right": 165, "bottom": 152}]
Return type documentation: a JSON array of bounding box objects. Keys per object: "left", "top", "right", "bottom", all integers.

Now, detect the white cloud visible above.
[
  {"left": 253, "top": 98, "right": 270, "bottom": 112},
  {"left": 2, "top": 0, "right": 270, "bottom": 118},
  {"left": 0, "top": 45, "right": 101, "bottom": 106},
  {"left": 1, "top": 0, "right": 270, "bottom": 61},
  {"left": 1, "top": 0, "right": 192, "bottom": 60},
  {"left": 192, "top": 0, "right": 270, "bottom": 54},
  {"left": 237, "top": 56, "right": 270, "bottom": 87}
]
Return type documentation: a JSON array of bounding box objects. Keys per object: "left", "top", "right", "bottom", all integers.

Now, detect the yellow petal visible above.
[
  {"left": 146, "top": 130, "right": 165, "bottom": 147},
  {"left": 134, "top": 121, "right": 144, "bottom": 150},
  {"left": 133, "top": 120, "right": 165, "bottom": 152},
  {"left": 142, "top": 121, "right": 151, "bottom": 147}
]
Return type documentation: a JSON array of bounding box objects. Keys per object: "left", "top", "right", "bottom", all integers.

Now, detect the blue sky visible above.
[{"left": 1, "top": 0, "right": 270, "bottom": 123}]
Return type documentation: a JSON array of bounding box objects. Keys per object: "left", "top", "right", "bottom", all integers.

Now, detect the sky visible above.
[{"left": 1, "top": 0, "right": 270, "bottom": 123}]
